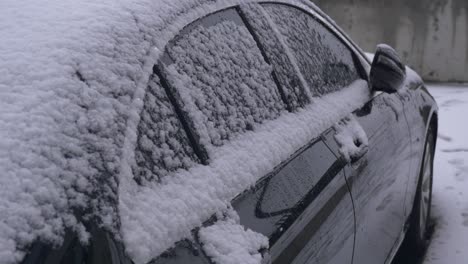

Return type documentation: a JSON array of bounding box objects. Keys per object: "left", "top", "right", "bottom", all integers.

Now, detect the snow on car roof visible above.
[{"left": 0, "top": 0, "right": 369, "bottom": 263}]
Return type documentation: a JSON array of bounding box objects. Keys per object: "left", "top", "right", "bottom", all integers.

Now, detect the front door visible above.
[
  {"left": 324, "top": 92, "right": 412, "bottom": 264},
  {"left": 232, "top": 136, "right": 355, "bottom": 264}
]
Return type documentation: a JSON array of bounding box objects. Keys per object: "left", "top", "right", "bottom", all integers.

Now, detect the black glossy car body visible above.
[{"left": 21, "top": 1, "right": 438, "bottom": 264}]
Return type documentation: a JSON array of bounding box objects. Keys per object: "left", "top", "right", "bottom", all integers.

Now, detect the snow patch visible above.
[
  {"left": 198, "top": 209, "right": 269, "bottom": 264},
  {"left": 263, "top": 3, "right": 361, "bottom": 96},
  {"left": 333, "top": 115, "right": 368, "bottom": 162}
]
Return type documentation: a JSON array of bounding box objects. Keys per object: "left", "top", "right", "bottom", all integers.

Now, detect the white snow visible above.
[
  {"left": 132, "top": 74, "right": 200, "bottom": 183},
  {"left": 333, "top": 115, "right": 368, "bottom": 162},
  {"left": 239, "top": 3, "right": 313, "bottom": 107},
  {"left": 422, "top": 84, "right": 468, "bottom": 264},
  {"left": 263, "top": 3, "right": 361, "bottom": 96},
  {"left": 198, "top": 208, "right": 269, "bottom": 264},
  {"left": 0, "top": 0, "right": 366, "bottom": 263},
  {"left": 0, "top": 0, "right": 154, "bottom": 261}
]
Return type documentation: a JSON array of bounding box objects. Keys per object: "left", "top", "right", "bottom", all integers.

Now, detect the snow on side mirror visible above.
[{"left": 370, "top": 44, "right": 406, "bottom": 94}]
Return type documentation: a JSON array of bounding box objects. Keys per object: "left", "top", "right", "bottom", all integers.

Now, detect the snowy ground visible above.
[{"left": 422, "top": 84, "right": 468, "bottom": 263}]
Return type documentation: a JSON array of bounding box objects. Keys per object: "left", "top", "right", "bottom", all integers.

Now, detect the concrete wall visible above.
[{"left": 313, "top": 0, "right": 468, "bottom": 82}]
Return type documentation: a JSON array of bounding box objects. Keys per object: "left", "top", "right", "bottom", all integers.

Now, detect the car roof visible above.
[{"left": 0, "top": 0, "right": 345, "bottom": 263}]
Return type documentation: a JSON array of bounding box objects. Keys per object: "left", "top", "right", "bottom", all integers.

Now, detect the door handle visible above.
[
  {"left": 350, "top": 143, "right": 368, "bottom": 163},
  {"left": 334, "top": 116, "right": 369, "bottom": 164}
]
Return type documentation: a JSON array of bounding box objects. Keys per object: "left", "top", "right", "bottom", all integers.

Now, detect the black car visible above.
[{"left": 6, "top": 1, "right": 437, "bottom": 264}]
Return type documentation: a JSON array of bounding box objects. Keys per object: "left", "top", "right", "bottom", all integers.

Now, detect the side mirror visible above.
[{"left": 370, "top": 44, "right": 406, "bottom": 93}]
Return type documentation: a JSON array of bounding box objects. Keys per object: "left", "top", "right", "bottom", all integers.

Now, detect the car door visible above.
[
  {"left": 323, "top": 92, "right": 413, "bottom": 264},
  {"left": 232, "top": 135, "right": 354, "bottom": 264}
]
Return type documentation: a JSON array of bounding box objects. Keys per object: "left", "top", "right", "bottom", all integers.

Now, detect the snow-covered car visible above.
[{"left": 1, "top": 0, "right": 438, "bottom": 264}]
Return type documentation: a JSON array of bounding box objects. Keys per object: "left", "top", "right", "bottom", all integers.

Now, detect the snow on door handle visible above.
[{"left": 333, "top": 115, "right": 369, "bottom": 163}]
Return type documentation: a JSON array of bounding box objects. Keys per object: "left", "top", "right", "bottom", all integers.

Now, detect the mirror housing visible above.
[{"left": 370, "top": 44, "right": 406, "bottom": 93}]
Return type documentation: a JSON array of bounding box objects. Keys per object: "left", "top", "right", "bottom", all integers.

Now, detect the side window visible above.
[
  {"left": 262, "top": 4, "right": 362, "bottom": 96},
  {"left": 231, "top": 139, "right": 342, "bottom": 244},
  {"left": 257, "top": 141, "right": 335, "bottom": 216},
  {"left": 134, "top": 73, "right": 201, "bottom": 183},
  {"left": 160, "top": 8, "right": 286, "bottom": 147}
]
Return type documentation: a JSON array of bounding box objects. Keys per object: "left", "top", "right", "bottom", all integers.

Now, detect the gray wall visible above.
[{"left": 314, "top": 0, "right": 468, "bottom": 82}]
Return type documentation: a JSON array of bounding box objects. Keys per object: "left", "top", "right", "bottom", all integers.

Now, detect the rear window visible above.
[
  {"left": 262, "top": 4, "right": 361, "bottom": 96},
  {"left": 160, "top": 8, "right": 286, "bottom": 147}
]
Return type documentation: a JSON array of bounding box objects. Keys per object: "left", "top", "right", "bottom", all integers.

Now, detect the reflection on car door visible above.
[
  {"left": 232, "top": 136, "right": 354, "bottom": 264},
  {"left": 324, "top": 92, "right": 413, "bottom": 264}
]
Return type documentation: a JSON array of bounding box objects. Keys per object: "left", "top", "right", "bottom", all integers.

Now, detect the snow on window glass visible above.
[
  {"left": 263, "top": 4, "right": 361, "bottom": 96},
  {"left": 133, "top": 74, "right": 199, "bottom": 184},
  {"left": 163, "top": 10, "right": 286, "bottom": 147},
  {"left": 239, "top": 4, "right": 310, "bottom": 109}
]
